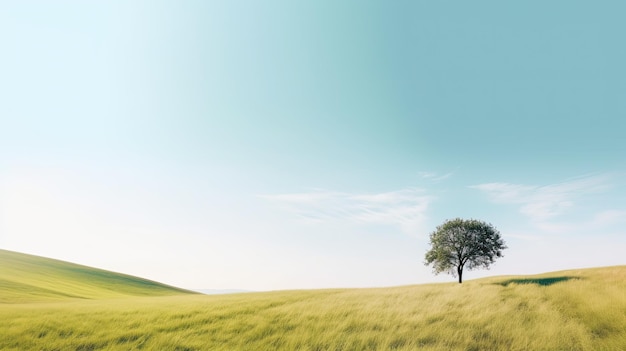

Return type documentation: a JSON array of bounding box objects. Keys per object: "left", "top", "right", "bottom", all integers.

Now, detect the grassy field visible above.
[
  {"left": 0, "top": 249, "right": 194, "bottom": 302},
  {"left": 1, "top": 250, "right": 624, "bottom": 350}
]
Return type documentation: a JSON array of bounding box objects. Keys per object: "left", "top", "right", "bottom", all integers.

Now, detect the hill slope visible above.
[
  {"left": 0, "top": 264, "right": 624, "bottom": 350},
  {"left": 0, "top": 249, "right": 195, "bottom": 302}
]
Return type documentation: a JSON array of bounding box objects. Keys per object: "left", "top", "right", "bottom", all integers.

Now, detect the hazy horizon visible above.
[{"left": 1, "top": 1, "right": 624, "bottom": 291}]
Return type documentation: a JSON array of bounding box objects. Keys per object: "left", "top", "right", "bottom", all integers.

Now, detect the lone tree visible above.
[{"left": 424, "top": 218, "right": 506, "bottom": 283}]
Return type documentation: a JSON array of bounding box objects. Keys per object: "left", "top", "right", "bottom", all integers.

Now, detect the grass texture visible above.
[{"left": 1, "top": 250, "right": 624, "bottom": 350}]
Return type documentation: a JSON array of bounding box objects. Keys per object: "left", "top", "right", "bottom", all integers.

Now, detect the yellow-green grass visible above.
[
  {"left": 0, "top": 249, "right": 195, "bottom": 302},
  {"left": 1, "top": 250, "right": 624, "bottom": 350}
]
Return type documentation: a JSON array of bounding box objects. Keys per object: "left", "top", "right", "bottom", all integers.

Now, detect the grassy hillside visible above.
[
  {"left": 0, "top": 249, "right": 195, "bottom": 302},
  {"left": 0, "top": 251, "right": 624, "bottom": 350}
]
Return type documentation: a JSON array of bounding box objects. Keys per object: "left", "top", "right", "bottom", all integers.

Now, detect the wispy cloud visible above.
[
  {"left": 470, "top": 174, "right": 621, "bottom": 233},
  {"left": 592, "top": 210, "right": 626, "bottom": 226},
  {"left": 470, "top": 175, "right": 611, "bottom": 221},
  {"left": 260, "top": 188, "right": 433, "bottom": 234},
  {"left": 531, "top": 209, "right": 626, "bottom": 234},
  {"left": 418, "top": 171, "right": 454, "bottom": 182}
]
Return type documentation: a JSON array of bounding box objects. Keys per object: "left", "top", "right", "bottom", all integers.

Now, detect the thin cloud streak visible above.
[
  {"left": 592, "top": 210, "right": 626, "bottom": 226},
  {"left": 260, "top": 188, "right": 433, "bottom": 234},
  {"left": 418, "top": 171, "right": 454, "bottom": 182},
  {"left": 470, "top": 175, "right": 611, "bottom": 221},
  {"left": 470, "top": 174, "right": 622, "bottom": 233}
]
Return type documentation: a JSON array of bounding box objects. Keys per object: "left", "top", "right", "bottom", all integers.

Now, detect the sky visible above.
[{"left": 1, "top": 1, "right": 624, "bottom": 291}]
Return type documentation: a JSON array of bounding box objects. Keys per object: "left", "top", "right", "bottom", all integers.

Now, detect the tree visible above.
[{"left": 424, "top": 218, "right": 506, "bottom": 283}]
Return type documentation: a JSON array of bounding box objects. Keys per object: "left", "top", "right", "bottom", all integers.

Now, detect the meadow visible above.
[{"left": 1, "top": 250, "right": 625, "bottom": 350}]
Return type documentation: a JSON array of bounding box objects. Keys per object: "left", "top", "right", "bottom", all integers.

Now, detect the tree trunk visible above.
[{"left": 457, "top": 266, "right": 463, "bottom": 283}]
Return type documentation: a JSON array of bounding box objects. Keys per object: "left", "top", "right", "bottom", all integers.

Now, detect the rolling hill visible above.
[
  {"left": 0, "top": 249, "right": 195, "bottom": 303},
  {"left": 0, "top": 249, "right": 624, "bottom": 350}
]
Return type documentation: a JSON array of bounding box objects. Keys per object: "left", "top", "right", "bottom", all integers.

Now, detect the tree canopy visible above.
[{"left": 424, "top": 218, "right": 506, "bottom": 283}]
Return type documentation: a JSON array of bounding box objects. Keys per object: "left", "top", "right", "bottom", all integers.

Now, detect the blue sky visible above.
[{"left": 1, "top": 1, "right": 624, "bottom": 290}]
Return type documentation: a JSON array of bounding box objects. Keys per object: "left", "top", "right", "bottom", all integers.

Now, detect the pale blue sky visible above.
[{"left": 1, "top": 1, "right": 624, "bottom": 290}]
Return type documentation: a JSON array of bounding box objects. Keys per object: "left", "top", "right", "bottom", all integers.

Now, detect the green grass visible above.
[
  {"left": 1, "top": 250, "right": 625, "bottom": 350},
  {"left": 0, "top": 249, "right": 195, "bottom": 302}
]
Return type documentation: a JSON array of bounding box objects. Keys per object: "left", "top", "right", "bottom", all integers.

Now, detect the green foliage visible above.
[
  {"left": 425, "top": 218, "right": 506, "bottom": 283},
  {"left": 0, "top": 249, "right": 195, "bottom": 302},
  {"left": 0, "top": 266, "right": 624, "bottom": 350}
]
